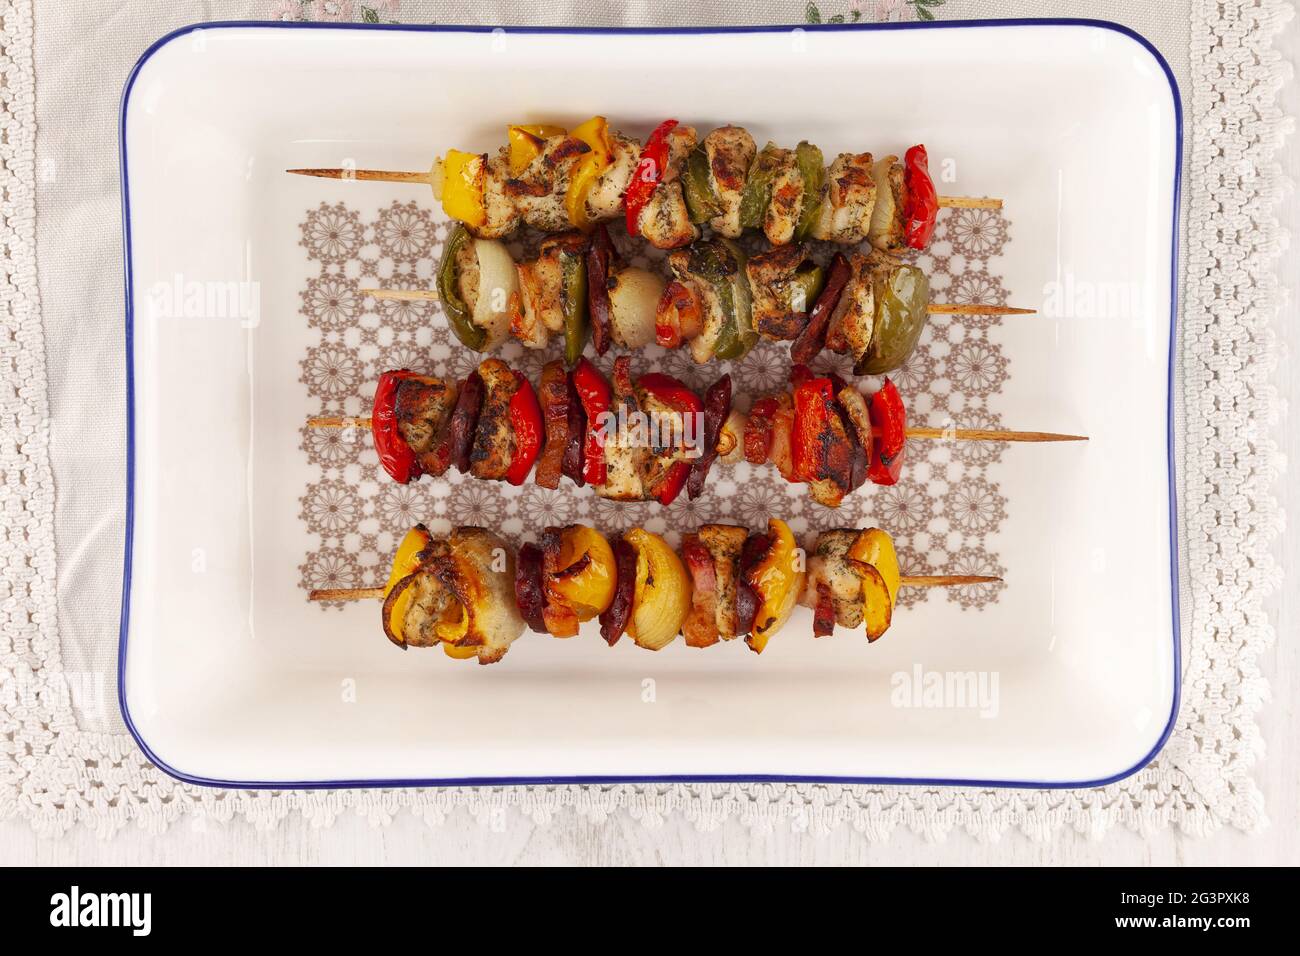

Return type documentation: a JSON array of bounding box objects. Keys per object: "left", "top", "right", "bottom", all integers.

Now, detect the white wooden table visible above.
[{"left": 2, "top": 24, "right": 1295, "bottom": 873}]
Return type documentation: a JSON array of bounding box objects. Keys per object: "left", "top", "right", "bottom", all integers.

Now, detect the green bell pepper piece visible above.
[
  {"left": 855, "top": 263, "right": 930, "bottom": 375},
  {"left": 738, "top": 143, "right": 780, "bottom": 231},
  {"left": 682, "top": 144, "right": 722, "bottom": 224},
  {"left": 787, "top": 263, "right": 825, "bottom": 314},
  {"left": 793, "top": 141, "right": 825, "bottom": 243},
  {"left": 436, "top": 224, "right": 487, "bottom": 351},
  {"left": 560, "top": 246, "right": 589, "bottom": 367}
]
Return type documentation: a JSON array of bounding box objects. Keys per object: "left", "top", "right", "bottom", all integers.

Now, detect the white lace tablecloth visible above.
[{"left": 0, "top": 0, "right": 1290, "bottom": 843}]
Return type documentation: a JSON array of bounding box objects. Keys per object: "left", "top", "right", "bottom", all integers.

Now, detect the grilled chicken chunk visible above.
[
  {"left": 747, "top": 244, "right": 811, "bottom": 341},
  {"left": 636, "top": 124, "right": 700, "bottom": 249},
  {"left": 513, "top": 232, "right": 586, "bottom": 348},
  {"left": 477, "top": 152, "right": 523, "bottom": 239},
  {"left": 468, "top": 358, "right": 519, "bottom": 481},
  {"left": 585, "top": 132, "right": 641, "bottom": 222},
  {"left": 433, "top": 527, "right": 525, "bottom": 664},
  {"left": 703, "top": 126, "right": 757, "bottom": 238},
  {"left": 505, "top": 135, "right": 590, "bottom": 232},
  {"left": 698, "top": 524, "right": 749, "bottom": 639},
  {"left": 803, "top": 529, "right": 866, "bottom": 629},
  {"left": 393, "top": 375, "right": 459, "bottom": 477},
  {"left": 824, "top": 252, "right": 876, "bottom": 362},
  {"left": 596, "top": 357, "right": 648, "bottom": 501},
  {"left": 811, "top": 152, "right": 877, "bottom": 244},
  {"left": 759, "top": 147, "right": 804, "bottom": 246}
]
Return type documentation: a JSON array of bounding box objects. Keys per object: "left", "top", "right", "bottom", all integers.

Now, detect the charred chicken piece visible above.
[
  {"left": 392, "top": 375, "right": 459, "bottom": 477},
  {"left": 810, "top": 151, "right": 877, "bottom": 244}
]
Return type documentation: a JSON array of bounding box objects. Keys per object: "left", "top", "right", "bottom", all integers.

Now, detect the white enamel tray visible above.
[{"left": 120, "top": 20, "right": 1180, "bottom": 788}]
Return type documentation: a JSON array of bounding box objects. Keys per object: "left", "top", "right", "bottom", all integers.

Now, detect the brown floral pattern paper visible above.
[{"left": 296, "top": 201, "right": 1013, "bottom": 611}]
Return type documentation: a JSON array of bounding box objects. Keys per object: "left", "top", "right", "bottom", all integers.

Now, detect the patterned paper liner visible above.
[{"left": 296, "top": 202, "right": 1014, "bottom": 612}]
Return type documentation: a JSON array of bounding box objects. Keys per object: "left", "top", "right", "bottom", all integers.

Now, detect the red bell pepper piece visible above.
[
  {"left": 791, "top": 375, "right": 838, "bottom": 484},
  {"left": 867, "top": 378, "right": 907, "bottom": 486},
  {"left": 637, "top": 372, "right": 703, "bottom": 418},
  {"left": 505, "top": 371, "right": 543, "bottom": 486},
  {"left": 636, "top": 372, "right": 701, "bottom": 506},
  {"left": 572, "top": 357, "right": 611, "bottom": 486},
  {"left": 652, "top": 461, "right": 690, "bottom": 505},
  {"left": 624, "top": 119, "right": 678, "bottom": 234},
  {"left": 902, "top": 145, "right": 939, "bottom": 250},
  {"left": 371, "top": 370, "right": 421, "bottom": 484}
]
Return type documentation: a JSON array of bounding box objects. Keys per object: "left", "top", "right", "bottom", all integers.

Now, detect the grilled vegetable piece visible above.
[
  {"left": 811, "top": 151, "right": 877, "bottom": 244},
  {"left": 792, "top": 141, "right": 825, "bottom": 243},
  {"left": 623, "top": 528, "right": 692, "bottom": 651},
  {"left": 867, "top": 154, "right": 907, "bottom": 253},
  {"left": 392, "top": 374, "right": 458, "bottom": 478},
  {"left": 606, "top": 266, "right": 665, "bottom": 350},
  {"left": 698, "top": 524, "right": 749, "bottom": 639},
  {"left": 855, "top": 255, "right": 931, "bottom": 375},
  {"left": 790, "top": 372, "right": 858, "bottom": 508},
  {"left": 701, "top": 126, "right": 757, "bottom": 238},
  {"left": 848, "top": 527, "right": 901, "bottom": 608},
  {"left": 671, "top": 239, "right": 755, "bottom": 363},
  {"left": 744, "top": 518, "right": 806, "bottom": 653},
  {"left": 654, "top": 279, "right": 704, "bottom": 350},
  {"left": 542, "top": 525, "right": 618, "bottom": 635},
  {"left": 468, "top": 358, "right": 520, "bottom": 481},
  {"left": 381, "top": 525, "right": 436, "bottom": 647}
]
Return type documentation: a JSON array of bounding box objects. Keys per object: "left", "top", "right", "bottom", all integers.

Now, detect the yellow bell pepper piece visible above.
[
  {"left": 434, "top": 602, "right": 470, "bottom": 644},
  {"left": 507, "top": 124, "right": 567, "bottom": 175},
  {"left": 847, "top": 528, "right": 898, "bottom": 641},
  {"left": 623, "top": 528, "right": 691, "bottom": 651},
  {"left": 438, "top": 149, "right": 487, "bottom": 228},
  {"left": 848, "top": 528, "right": 901, "bottom": 607},
  {"left": 549, "top": 525, "right": 617, "bottom": 620},
  {"left": 443, "top": 641, "right": 478, "bottom": 660},
  {"left": 564, "top": 116, "right": 613, "bottom": 230},
  {"left": 383, "top": 526, "right": 432, "bottom": 647},
  {"left": 746, "top": 519, "right": 806, "bottom": 654}
]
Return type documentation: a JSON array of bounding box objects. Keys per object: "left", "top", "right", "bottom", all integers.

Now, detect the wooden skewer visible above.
[
  {"left": 286, "top": 167, "right": 436, "bottom": 185},
  {"left": 905, "top": 427, "right": 1087, "bottom": 443},
  {"left": 287, "top": 167, "right": 1001, "bottom": 210},
  {"left": 360, "top": 286, "right": 1035, "bottom": 319},
  {"left": 305, "top": 415, "right": 1084, "bottom": 444},
  {"left": 308, "top": 574, "right": 999, "bottom": 603},
  {"left": 925, "top": 303, "right": 1035, "bottom": 316},
  {"left": 935, "top": 196, "right": 1002, "bottom": 210}
]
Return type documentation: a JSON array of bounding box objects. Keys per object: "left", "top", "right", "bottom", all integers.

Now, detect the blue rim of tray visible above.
[{"left": 118, "top": 18, "right": 1183, "bottom": 791}]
